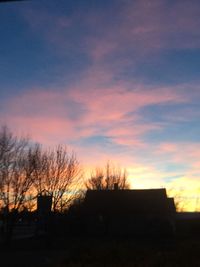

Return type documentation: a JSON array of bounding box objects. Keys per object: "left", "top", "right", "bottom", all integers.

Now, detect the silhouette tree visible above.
[
  {"left": 31, "top": 144, "right": 82, "bottom": 212},
  {"left": 85, "top": 162, "right": 129, "bottom": 190},
  {"left": 0, "top": 125, "right": 35, "bottom": 244},
  {"left": 0, "top": 125, "right": 34, "bottom": 212},
  {"left": 167, "top": 187, "right": 190, "bottom": 212}
]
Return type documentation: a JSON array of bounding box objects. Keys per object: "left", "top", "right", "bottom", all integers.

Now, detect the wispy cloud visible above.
[
  {"left": 21, "top": 0, "right": 200, "bottom": 61},
  {"left": 1, "top": 75, "right": 186, "bottom": 146}
]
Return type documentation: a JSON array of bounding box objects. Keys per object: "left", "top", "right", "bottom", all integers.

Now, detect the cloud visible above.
[
  {"left": 21, "top": 7, "right": 73, "bottom": 47},
  {"left": 0, "top": 75, "right": 185, "bottom": 147},
  {"left": 1, "top": 73, "right": 188, "bottom": 159},
  {"left": 119, "top": 0, "right": 200, "bottom": 51},
  {"left": 19, "top": 0, "right": 200, "bottom": 95},
  {"left": 86, "top": 0, "right": 200, "bottom": 63},
  {"left": 1, "top": 83, "right": 200, "bottom": 211},
  {"left": 21, "top": 0, "right": 200, "bottom": 64},
  {"left": 157, "top": 142, "right": 200, "bottom": 165}
]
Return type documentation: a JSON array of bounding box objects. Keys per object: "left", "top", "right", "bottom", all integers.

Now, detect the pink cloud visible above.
[
  {"left": 70, "top": 84, "right": 184, "bottom": 119},
  {"left": 21, "top": 1, "right": 200, "bottom": 63},
  {"left": 66, "top": 76, "right": 186, "bottom": 147},
  {"left": 158, "top": 143, "right": 178, "bottom": 154},
  {"left": 1, "top": 113, "right": 76, "bottom": 147},
  {"left": 119, "top": 0, "right": 200, "bottom": 50},
  {"left": 67, "top": 0, "right": 200, "bottom": 64},
  {"left": 1, "top": 77, "right": 186, "bottom": 150},
  {"left": 155, "top": 142, "right": 200, "bottom": 178}
]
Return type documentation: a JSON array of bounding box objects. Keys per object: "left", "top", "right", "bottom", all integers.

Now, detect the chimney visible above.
[{"left": 114, "top": 183, "right": 118, "bottom": 190}]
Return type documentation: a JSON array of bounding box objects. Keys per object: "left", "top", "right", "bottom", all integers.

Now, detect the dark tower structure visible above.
[
  {"left": 37, "top": 190, "right": 52, "bottom": 235},
  {"left": 37, "top": 191, "right": 52, "bottom": 216}
]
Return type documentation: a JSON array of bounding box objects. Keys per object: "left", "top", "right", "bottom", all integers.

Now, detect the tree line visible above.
[{"left": 0, "top": 125, "right": 129, "bottom": 214}]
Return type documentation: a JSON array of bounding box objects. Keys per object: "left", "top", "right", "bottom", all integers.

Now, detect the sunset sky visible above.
[{"left": 1, "top": 0, "right": 200, "bottom": 210}]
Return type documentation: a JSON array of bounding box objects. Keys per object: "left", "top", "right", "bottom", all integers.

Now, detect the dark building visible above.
[
  {"left": 176, "top": 212, "right": 200, "bottom": 236},
  {"left": 83, "top": 188, "right": 176, "bottom": 236}
]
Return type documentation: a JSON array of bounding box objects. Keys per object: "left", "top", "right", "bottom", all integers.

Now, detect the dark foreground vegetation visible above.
[
  {"left": 1, "top": 234, "right": 200, "bottom": 267},
  {"left": 0, "top": 210, "right": 200, "bottom": 267}
]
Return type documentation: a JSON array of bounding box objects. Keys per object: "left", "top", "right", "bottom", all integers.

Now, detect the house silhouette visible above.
[{"left": 83, "top": 188, "right": 176, "bottom": 236}]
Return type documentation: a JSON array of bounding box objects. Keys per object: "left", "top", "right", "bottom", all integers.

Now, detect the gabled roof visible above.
[{"left": 83, "top": 188, "right": 174, "bottom": 216}]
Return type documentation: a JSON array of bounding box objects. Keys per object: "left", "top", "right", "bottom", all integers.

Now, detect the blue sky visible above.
[{"left": 1, "top": 0, "right": 200, "bottom": 209}]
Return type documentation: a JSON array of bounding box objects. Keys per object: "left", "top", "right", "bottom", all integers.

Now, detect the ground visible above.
[{"left": 0, "top": 235, "right": 200, "bottom": 267}]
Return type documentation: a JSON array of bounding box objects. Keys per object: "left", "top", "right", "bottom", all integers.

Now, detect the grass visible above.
[
  {"left": 1, "top": 236, "right": 200, "bottom": 266},
  {"left": 47, "top": 236, "right": 200, "bottom": 267}
]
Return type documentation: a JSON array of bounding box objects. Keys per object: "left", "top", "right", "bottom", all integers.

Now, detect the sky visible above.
[{"left": 1, "top": 0, "right": 200, "bottom": 210}]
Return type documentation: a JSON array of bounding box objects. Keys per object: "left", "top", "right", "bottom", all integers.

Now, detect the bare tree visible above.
[
  {"left": 31, "top": 145, "right": 82, "bottom": 212},
  {"left": 167, "top": 187, "right": 190, "bottom": 212},
  {"left": 0, "top": 126, "right": 35, "bottom": 244},
  {"left": 0, "top": 125, "right": 33, "bottom": 212},
  {"left": 85, "top": 162, "right": 129, "bottom": 190}
]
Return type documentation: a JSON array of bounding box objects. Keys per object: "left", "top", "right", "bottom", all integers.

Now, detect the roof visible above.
[
  {"left": 168, "top": 197, "right": 176, "bottom": 213},
  {"left": 83, "top": 188, "right": 174, "bottom": 216}
]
